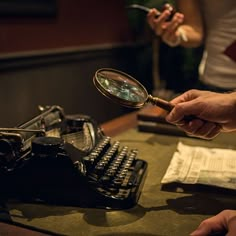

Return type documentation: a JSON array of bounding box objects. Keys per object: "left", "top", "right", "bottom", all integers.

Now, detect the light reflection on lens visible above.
[{"left": 97, "top": 73, "right": 146, "bottom": 103}]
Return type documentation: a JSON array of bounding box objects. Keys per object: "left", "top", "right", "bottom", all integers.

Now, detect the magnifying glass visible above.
[{"left": 93, "top": 68, "right": 174, "bottom": 112}]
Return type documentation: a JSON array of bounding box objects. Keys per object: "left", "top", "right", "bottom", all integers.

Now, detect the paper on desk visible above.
[{"left": 161, "top": 142, "right": 236, "bottom": 190}]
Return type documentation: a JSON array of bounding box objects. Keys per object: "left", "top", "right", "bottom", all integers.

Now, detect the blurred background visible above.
[{"left": 0, "top": 0, "right": 202, "bottom": 127}]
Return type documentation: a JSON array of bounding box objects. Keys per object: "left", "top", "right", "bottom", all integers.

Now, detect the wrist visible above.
[
  {"left": 178, "top": 27, "right": 188, "bottom": 43},
  {"left": 164, "top": 27, "right": 188, "bottom": 47},
  {"left": 231, "top": 91, "right": 236, "bottom": 110},
  {"left": 227, "top": 92, "right": 236, "bottom": 130}
]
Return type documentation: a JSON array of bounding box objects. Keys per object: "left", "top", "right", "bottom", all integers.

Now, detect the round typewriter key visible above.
[{"left": 32, "top": 137, "right": 64, "bottom": 155}]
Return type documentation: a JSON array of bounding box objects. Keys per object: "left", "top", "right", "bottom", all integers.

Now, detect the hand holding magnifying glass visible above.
[{"left": 93, "top": 69, "right": 222, "bottom": 139}]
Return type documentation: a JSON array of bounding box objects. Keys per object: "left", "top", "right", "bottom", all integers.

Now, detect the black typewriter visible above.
[{"left": 0, "top": 106, "right": 147, "bottom": 209}]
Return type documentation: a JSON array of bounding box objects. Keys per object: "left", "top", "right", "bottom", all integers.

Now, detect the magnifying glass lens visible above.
[
  {"left": 96, "top": 70, "right": 146, "bottom": 103},
  {"left": 94, "top": 68, "right": 174, "bottom": 111}
]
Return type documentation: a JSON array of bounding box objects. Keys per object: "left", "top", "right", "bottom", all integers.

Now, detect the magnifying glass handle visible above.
[
  {"left": 148, "top": 95, "right": 199, "bottom": 123},
  {"left": 147, "top": 95, "right": 174, "bottom": 112}
]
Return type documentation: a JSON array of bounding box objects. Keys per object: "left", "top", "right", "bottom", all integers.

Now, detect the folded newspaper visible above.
[{"left": 161, "top": 142, "right": 236, "bottom": 190}]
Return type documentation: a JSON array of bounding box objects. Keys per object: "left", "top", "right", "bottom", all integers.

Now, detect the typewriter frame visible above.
[{"left": 0, "top": 106, "right": 147, "bottom": 210}]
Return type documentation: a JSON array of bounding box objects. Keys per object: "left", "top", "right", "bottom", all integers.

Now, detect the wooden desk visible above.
[
  {"left": 2, "top": 112, "right": 236, "bottom": 236},
  {"left": 101, "top": 111, "right": 138, "bottom": 137}
]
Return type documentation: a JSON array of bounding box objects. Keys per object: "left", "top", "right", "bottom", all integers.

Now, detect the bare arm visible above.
[{"left": 177, "top": 0, "right": 204, "bottom": 47}]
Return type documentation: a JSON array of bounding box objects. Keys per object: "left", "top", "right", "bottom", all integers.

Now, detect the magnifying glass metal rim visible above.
[{"left": 93, "top": 68, "right": 149, "bottom": 109}]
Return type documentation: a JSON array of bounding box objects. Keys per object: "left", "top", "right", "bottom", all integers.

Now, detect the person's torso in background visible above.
[{"left": 199, "top": 0, "right": 236, "bottom": 90}]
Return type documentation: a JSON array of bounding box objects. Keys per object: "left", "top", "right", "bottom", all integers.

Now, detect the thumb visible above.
[
  {"left": 190, "top": 227, "right": 211, "bottom": 235},
  {"left": 166, "top": 100, "right": 199, "bottom": 124}
]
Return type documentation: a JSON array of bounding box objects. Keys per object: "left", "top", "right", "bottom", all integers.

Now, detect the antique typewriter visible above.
[{"left": 0, "top": 106, "right": 147, "bottom": 209}]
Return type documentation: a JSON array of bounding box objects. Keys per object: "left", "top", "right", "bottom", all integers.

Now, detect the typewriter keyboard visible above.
[{"left": 83, "top": 137, "right": 145, "bottom": 198}]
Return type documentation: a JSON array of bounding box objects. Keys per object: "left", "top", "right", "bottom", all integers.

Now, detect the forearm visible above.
[
  {"left": 177, "top": 0, "right": 204, "bottom": 48},
  {"left": 179, "top": 25, "right": 204, "bottom": 48}
]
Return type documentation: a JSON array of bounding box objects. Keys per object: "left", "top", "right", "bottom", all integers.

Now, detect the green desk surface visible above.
[{"left": 6, "top": 129, "right": 236, "bottom": 236}]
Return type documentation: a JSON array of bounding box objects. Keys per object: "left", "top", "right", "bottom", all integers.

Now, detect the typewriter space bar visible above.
[{"left": 127, "top": 160, "right": 145, "bottom": 187}]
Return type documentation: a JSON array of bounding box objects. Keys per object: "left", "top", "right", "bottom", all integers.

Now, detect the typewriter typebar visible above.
[
  {"left": 0, "top": 106, "right": 147, "bottom": 209},
  {"left": 0, "top": 105, "right": 64, "bottom": 172}
]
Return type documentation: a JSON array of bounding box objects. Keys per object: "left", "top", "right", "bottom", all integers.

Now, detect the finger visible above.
[
  {"left": 170, "top": 89, "right": 205, "bottom": 105},
  {"left": 147, "top": 9, "right": 157, "bottom": 29},
  {"left": 166, "top": 103, "right": 190, "bottom": 124},
  {"left": 153, "top": 12, "right": 169, "bottom": 36},
  {"left": 163, "top": 14, "right": 184, "bottom": 44},
  {"left": 190, "top": 218, "right": 224, "bottom": 236},
  {"left": 158, "top": 9, "right": 172, "bottom": 25},
  {"left": 153, "top": 10, "right": 172, "bottom": 35},
  {"left": 177, "top": 119, "right": 204, "bottom": 135},
  {"left": 227, "top": 213, "right": 236, "bottom": 236},
  {"left": 148, "top": 10, "right": 166, "bottom": 36},
  {"left": 191, "top": 122, "right": 217, "bottom": 137},
  {"left": 179, "top": 121, "right": 221, "bottom": 140},
  {"left": 166, "top": 90, "right": 212, "bottom": 125},
  {"left": 167, "top": 99, "right": 209, "bottom": 125},
  {"left": 151, "top": 8, "right": 161, "bottom": 18},
  {"left": 190, "top": 210, "right": 236, "bottom": 236},
  {"left": 148, "top": 8, "right": 160, "bottom": 18},
  {"left": 198, "top": 124, "right": 222, "bottom": 140},
  {"left": 166, "top": 13, "right": 184, "bottom": 33}
]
